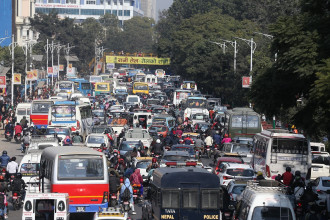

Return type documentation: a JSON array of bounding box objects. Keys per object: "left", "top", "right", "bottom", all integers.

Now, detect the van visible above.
[
  {"left": 19, "top": 151, "right": 41, "bottom": 193},
  {"left": 311, "top": 142, "right": 326, "bottom": 152},
  {"left": 152, "top": 114, "right": 176, "bottom": 131},
  {"left": 126, "top": 95, "right": 141, "bottom": 106},
  {"left": 22, "top": 193, "right": 70, "bottom": 220},
  {"left": 234, "top": 180, "right": 296, "bottom": 220},
  {"left": 15, "top": 103, "right": 31, "bottom": 125}
]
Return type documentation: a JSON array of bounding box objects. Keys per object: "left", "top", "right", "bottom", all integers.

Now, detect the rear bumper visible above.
[{"left": 69, "top": 202, "right": 108, "bottom": 213}]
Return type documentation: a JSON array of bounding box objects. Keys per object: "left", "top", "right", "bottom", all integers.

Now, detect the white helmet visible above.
[{"left": 156, "top": 139, "right": 161, "bottom": 144}]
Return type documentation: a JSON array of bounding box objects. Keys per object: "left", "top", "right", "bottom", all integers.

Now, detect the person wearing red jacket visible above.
[
  {"left": 281, "top": 167, "right": 294, "bottom": 186},
  {"left": 14, "top": 123, "right": 23, "bottom": 136}
]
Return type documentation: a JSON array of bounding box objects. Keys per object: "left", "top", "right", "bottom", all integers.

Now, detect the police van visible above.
[
  {"left": 233, "top": 180, "right": 296, "bottom": 220},
  {"left": 142, "top": 164, "right": 222, "bottom": 220},
  {"left": 22, "top": 193, "right": 70, "bottom": 220}
]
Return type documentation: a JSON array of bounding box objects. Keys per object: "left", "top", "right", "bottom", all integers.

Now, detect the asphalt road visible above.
[{"left": 0, "top": 133, "right": 214, "bottom": 220}]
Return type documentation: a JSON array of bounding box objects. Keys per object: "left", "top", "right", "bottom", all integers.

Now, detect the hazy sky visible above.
[{"left": 156, "top": 0, "right": 173, "bottom": 20}]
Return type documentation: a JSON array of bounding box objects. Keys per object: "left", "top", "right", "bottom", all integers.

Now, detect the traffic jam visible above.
[{"left": 0, "top": 69, "right": 329, "bottom": 220}]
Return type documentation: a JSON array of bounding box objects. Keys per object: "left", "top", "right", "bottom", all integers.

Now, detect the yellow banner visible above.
[
  {"left": 13, "top": 73, "right": 21, "bottom": 84},
  {"left": 106, "top": 56, "right": 170, "bottom": 65},
  {"left": 27, "top": 69, "right": 38, "bottom": 81}
]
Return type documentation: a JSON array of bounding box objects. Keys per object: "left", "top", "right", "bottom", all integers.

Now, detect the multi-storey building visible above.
[
  {"left": 140, "top": 0, "right": 156, "bottom": 21},
  {"left": 34, "top": 0, "right": 144, "bottom": 24}
]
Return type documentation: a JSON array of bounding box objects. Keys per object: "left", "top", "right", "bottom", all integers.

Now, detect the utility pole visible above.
[
  {"left": 55, "top": 43, "right": 63, "bottom": 81},
  {"left": 44, "top": 39, "right": 49, "bottom": 87},
  {"left": 9, "top": 35, "right": 18, "bottom": 107},
  {"left": 49, "top": 41, "right": 55, "bottom": 86},
  {"left": 234, "top": 37, "right": 257, "bottom": 73},
  {"left": 220, "top": 39, "right": 237, "bottom": 73},
  {"left": 23, "top": 40, "right": 37, "bottom": 101},
  {"left": 65, "top": 43, "right": 75, "bottom": 77},
  {"left": 254, "top": 32, "right": 276, "bottom": 61}
]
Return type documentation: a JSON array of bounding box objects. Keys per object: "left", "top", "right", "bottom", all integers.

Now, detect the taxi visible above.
[{"left": 93, "top": 207, "right": 129, "bottom": 220}]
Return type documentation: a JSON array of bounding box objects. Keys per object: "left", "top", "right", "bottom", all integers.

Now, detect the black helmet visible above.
[
  {"left": 101, "top": 143, "right": 106, "bottom": 148},
  {"left": 2, "top": 151, "right": 7, "bottom": 155},
  {"left": 286, "top": 167, "right": 291, "bottom": 172},
  {"left": 295, "top": 170, "right": 301, "bottom": 177},
  {"left": 16, "top": 173, "right": 22, "bottom": 179}
]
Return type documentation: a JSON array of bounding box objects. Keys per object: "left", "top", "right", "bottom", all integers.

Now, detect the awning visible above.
[
  {"left": 32, "top": 55, "right": 43, "bottom": 62},
  {"left": 0, "top": 66, "right": 10, "bottom": 75},
  {"left": 65, "top": 55, "right": 79, "bottom": 62},
  {"left": 37, "top": 81, "right": 45, "bottom": 88}
]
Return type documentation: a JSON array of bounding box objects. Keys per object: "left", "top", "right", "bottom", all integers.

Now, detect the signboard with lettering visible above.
[
  {"left": 59, "top": 65, "right": 64, "bottom": 71},
  {"left": 106, "top": 56, "right": 171, "bottom": 65},
  {"left": 0, "top": 76, "right": 6, "bottom": 88},
  {"left": 242, "top": 76, "right": 252, "bottom": 88},
  {"left": 14, "top": 73, "right": 22, "bottom": 84}
]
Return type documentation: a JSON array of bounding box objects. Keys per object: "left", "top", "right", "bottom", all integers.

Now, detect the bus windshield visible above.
[
  {"left": 271, "top": 138, "right": 308, "bottom": 155},
  {"left": 17, "top": 108, "right": 28, "bottom": 115},
  {"left": 46, "top": 128, "right": 70, "bottom": 136},
  {"left": 59, "top": 82, "right": 73, "bottom": 89},
  {"left": 90, "top": 76, "right": 102, "bottom": 82},
  {"left": 87, "top": 136, "right": 105, "bottom": 144},
  {"left": 52, "top": 106, "right": 75, "bottom": 118},
  {"left": 187, "top": 99, "right": 207, "bottom": 108},
  {"left": 58, "top": 156, "right": 104, "bottom": 180},
  {"left": 176, "top": 91, "right": 190, "bottom": 100},
  {"left": 20, "top": 163, "right": 40, "bottom": 176},
  {"left": 96, "top": 84, "right": 108, "bottom": 90},
  {"left": 32, "top": 102, "right": 52, "bottom": 113},
  {"left": 128, "top": 97, "right": 139, "bottom": 103},
  {"left": 134, "top": 84, "right": 148, "bottom": 90},
  {"left": 231, "top": 115, "right": 259, "bottom": 128},
  {"left": 81, "top": 83, "right": 91, "bottom": 90}
]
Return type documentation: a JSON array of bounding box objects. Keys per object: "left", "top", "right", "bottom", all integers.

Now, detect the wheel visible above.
[
  {"left": 13, "top": 200, "right": 20, "bottom": 210},
  {"left": 110, "top": 199, "right": 117, "bottom": 207},
  {"left": 207, "top": 150, "right": 211, "bottom": 159}
]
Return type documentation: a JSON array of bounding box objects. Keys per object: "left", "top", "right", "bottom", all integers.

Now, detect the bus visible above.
[
  {"left": 69, "top": 78, "right": 92, "bottom": 96},
  {"left": 40, "top": 146, "right": 109, "bottom": 213},
  {"left": 173, "top": 89, "right": 192, "bottom": 106},
  {"left": 94, "top": 82, "right": 110, "bottom": 96},
  {"left": 48, "top": 100, "right": 93, "bottom": 139},
  {"left": 30, "top": 100, "right": 54, "bottom": 129},
  {"left": 15, "top": 103, "right": 31, "bottom": 125},
  {"left": 132, "top": 82, "right": 149, "bottom": 95},
  {"left": 224, "top": 107, "right": 261, "bottom": 138},
  {"left": 253, "top": 129, "right": 311, "bottom": 180},
  {"left": 144, "top": 74, "right": 157, "bottom": 87},
  {"left": 89, "top": 75, "right": 103, "bottom": 85},
  {"left": 54, "top": 81, "right": 75, "bottom": 94},
  {"left": 181, "top": 81, "right": 197, "bottom": 91},
  {"left": 142, "top": 165, "right": 222, "bottom": 220},
  {"left": 183, "top": 96, "right": 209, "bottom": 119}
]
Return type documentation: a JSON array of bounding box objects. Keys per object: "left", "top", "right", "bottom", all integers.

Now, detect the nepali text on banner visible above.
[{"left": 106, "top": 56, "right": 170, "bottom": 65}]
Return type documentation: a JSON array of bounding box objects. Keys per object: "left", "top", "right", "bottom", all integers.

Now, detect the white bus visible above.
[
  {"left": 48, "top": 100, "right": 93, "bottom": 140},
  {"left": 54, "top": 81, "right": 75, "bottom": 94},
  {"left": 172, "top": 89, "right": 192, "bottom": 106},
  {"left": 15, "top": 103, "right": 31, "bottom": 125},
  {"left": 144, "top": 74, "right": 158, "bottom": 87},
  {"left": 40, "top": 146, "right": 109, "bottom": 213},
  {"left": 253, "top": 129, "right": 311, "bottom": 179}
]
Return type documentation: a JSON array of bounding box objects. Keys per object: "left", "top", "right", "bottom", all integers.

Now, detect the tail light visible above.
[
  {"left": 317, "top": 190, "right": 325, "bottom": 194},
  {"left": 13, "top": 192, "right": 18, "bottom": 196},
  {"left": 102, "top": 191, "right": 108, "bottom": 203},
  {"left": 225, "top": 212, "right": 231, "bottom": 217},
  {"left": 76, "top": 120, "right": 80, "bottom": 129},
  {"left": 49, "top": 120, "right": 52, "bottom": 125},
  {"left": 223, "top": 176, "right": 233, "bottom": 180},
  {"left": 2, "top": 168, "right": 5, "bottom": 172},
  {"left": 297, "top": 202, "right": 302, "bottom": 207},
  {"left": 266, "top": 165, "right": 271, "bottom": 177},
  {"left": 133, "top": 189, "right": 138, "bottom": 194},
  {"left": 120, "top": 177, "right": 124, "bottom": 183}
]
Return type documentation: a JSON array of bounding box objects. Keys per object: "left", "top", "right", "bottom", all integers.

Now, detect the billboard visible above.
[
  {"left": 13, "top": 73, "right": 21, "bottom": 84},
  {"left": 106, "top": 56, "right": 170, "bottom": 65},
  {"left": 242, "top": 76, "right": 252, "bottom": 88},
  {"left": 0, "top": 76, "right": 6, "bottom": 88}
]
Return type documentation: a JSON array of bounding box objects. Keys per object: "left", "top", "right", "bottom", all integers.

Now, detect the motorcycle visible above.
[
  {"left": 4, "top": 132, "right": 11, "bottom": 142},
  {"left": 22, "top": 143, "right": 29, "bottom": 154},
  {"left": 14, "top": 133, "right": 21, "bottom": 143},
  {"left": 205, "top": 145, "right": 211, "bottom": 158},
  {"left": 11, "top": 191, "right": 22, "bottom": 210},
  {"left": 132, "top": 184, "right": 141, "bottom": 203},
  {"left": 109, "top": 193, "right": 118, "bottom": 207},
  {"left": 120, "top": 198, "right": 131, "bottom": 213}
]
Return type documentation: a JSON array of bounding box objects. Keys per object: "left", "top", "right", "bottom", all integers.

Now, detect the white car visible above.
[
  {"left": 85, "top": 133, "right": 109, "bottom": 149},
  {"left": 311, "top": 152, "right": 330, "bottom": 179},
  {"left": 226, "top": 180, "right": 247, "bottom": 204},
  {"left": 312, "top": 176, "right": 330, "bottom": 207},
  {"left": 135, "top": 157, "right": 153, "bottom": 182},
  {"left": 217, "top": 163, "right": 255, "bottom": 186}
]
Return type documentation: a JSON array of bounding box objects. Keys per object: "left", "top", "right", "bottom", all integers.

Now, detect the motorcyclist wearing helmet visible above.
[
  {"left": 146, "top": 157, "right": 159, "bottom": 172},
  {"left": 291, "top": 170, "right": 305, "bottom": 189},
  {"left": 21, "top": 132, "right": 30, "bottom": 153},
  {"left": 11, "top": 173, "right": 26, "bottom": 201},
  {"left": 63, "top": 136, "right": 72, "bottom": 146},
  {"left": 221, "top": 134, "right": 232, "bottom": 144},
  {"left": 213, "top": 130, "right": 221, "bottom": 146},
  {"left": 194, "top": 135, "right": 205, "bottom": 154},
  {"left": 72, "top": 131, "right": 83, "bottom": 143},
  {"left": 281, "top": 167, "right": 294, "bottom": 186},
  {"left": 0, "top": 152, "right": 10, "bottom": 168},
  {"left": 4, "top": 121, "right": 14, "bottom": 137},
  {"left": 108, "top": 170, "right": 120, "bottom": 200},
  {"left": 183, "top": 134, "right": 193, "bottom": 145},
  {"left": 150, "top": 139, "right": 163, "bottom": 156},
  {"left": 256, "top": 171, "right": 265, "bottom": 180},
  {"left": 14, "top": 123, "right": 23, "bottom": 137}
]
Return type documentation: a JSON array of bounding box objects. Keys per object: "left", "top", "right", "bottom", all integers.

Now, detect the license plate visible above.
[
  {"left": 123, "top": 201, "right": 129, "bottom": 204},
  {"left": 313, "top": 168, "right": 319, "bottom": 171},
  {"left": 111, "top": 196, "right": 116, "bottom": 199},
  {"left": 13, "top": 196, "right": 17, "bottom": 199},
  {"left": 133, "top": 195, "right": 137, "bottom": 197},
  {"left": 206, "top": 149, "right": 210, "bottom": 151},
  {"left": 76, "top": 206, "right": 85, "bottom": 212}
]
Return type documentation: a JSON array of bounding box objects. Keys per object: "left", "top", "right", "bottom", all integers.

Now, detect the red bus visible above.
[
  {"left": 40, "top": 146, "right": 109, "bottom": 213},
  {"left": 30, "top": 100, "right": 54, "bottom": 129}
]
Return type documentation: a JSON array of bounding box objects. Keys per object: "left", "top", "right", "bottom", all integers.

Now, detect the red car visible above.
[{"left": 148, "top": 125, "right": 169, "bottom": 138}]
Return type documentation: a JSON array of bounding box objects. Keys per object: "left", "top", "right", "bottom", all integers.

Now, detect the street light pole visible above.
[
  {"left": 44, "top": 39, "right": 49, "bottom": 87},
  {"left": 235, "top": 37, "right": 257, "bottom": 73},
  {"left": 50, "top": 41, "right": 55, "bottom": 86},
  {"left": 9, "top": 35, "right": 18, "bottom": 107},
  {"left": 65, "top": 43, "right": 75, "bottom": 77},
  {"left": 55, "top": 44, "right": 62, "bottom": 81},
  {"left": 254, "top": 32, "right": 276, "bottom": 61},
  {"left": 220, "top": 39, "right": 238, "bottom": 73}
]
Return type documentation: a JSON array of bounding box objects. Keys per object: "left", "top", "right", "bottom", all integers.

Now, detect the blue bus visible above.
[
  {"left": 142, "top": 165, "right": 222, "bottom": 220},
  {"left": 68, "top": 78, "right": 92, "bottom": 96}
]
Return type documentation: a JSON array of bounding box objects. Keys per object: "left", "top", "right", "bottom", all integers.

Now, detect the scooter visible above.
[
  {"left": 22, "top": 143, "right": 29, "bottom": 154},
  {"left": 14, "top": 133, "right": 21, "bottom": 143},
  {"left": 132, "top": 184, "right": 142, "bottom": 204},
  {"left": 109, "top": 193, "right": 118, "bottom": 207},
  {"left": 4, "top": 132, "right": 11, "bottom": 142},
  {"left": 120, "top": 198, "right": 131, "bottom": 213},
  {"left": 11, "top": 191, "right": 22, "bottom": 210}
]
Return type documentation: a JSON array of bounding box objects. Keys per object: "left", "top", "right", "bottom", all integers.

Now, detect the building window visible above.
[
  {"left": 81, "top": 9, "right": 105, "bottom": 15},
  {"left": 124, "top": 10, "right": 130, "bottom": 16},
  {"left": 48, "top": 0, "right": 61, "bottom": 3},
  {"left": 86, "top": 0, "right": 96, "bottom": 4},
  {"left": 112, "top": 10, "right": 117, "bottom": 15},
  {"left": 66, "top": 0, "right": 77, "bottom": 4},
  {"left": 107, "top": 0, "right": 111, "bottom": 4}
]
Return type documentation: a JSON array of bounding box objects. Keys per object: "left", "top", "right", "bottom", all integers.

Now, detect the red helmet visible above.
[
  {"left": 224, "top": 134, "right": 228, "bottom": 138},
  {"left": 152, "top": 157, "right": 157, "bottom": 163},
  {"left": 118, "top": 158, "right": 124, "bottom": 164}
]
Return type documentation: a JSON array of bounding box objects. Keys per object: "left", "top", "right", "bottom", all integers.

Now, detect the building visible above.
[
  {"left": 0, "top": 0, "right": 14, "bottom": 46},
  {"left": 34, "top": 0, "right": 144, "bottom": 24},
  {"left": 140, "top": 0, "right": 156, "bottom": 21}
]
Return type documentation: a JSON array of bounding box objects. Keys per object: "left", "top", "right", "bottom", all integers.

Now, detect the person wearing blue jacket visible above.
[
  {"left": 0, "top": 151, "right": 10, "bottom": 168},
  {"left": 119, "top": 178, "right": 135, "bottom": 214}
]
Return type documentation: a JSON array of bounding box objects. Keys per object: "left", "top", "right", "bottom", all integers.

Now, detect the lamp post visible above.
[
  {"left": 65, "top": 43, "right": 75, "bottom": 77},
  {"left": 44, "top": 39, "right": 49, "bottom": 87},
  {"left": 234, "top": 37, "right": 257, "bottom": 73},
  {"left": 209, "top": 39, "right": 238, "bottom": 73},
  {"left": 54, "top": 43, "right": 63, "bottom": 81},
  {"left": 254, "top": 32, "right": 276, "bottom": 61},
  {"left": 9, "top": 35, "right": 19, "bottom": 107}
]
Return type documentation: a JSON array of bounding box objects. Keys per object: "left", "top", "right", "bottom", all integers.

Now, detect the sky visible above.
[{"left": 156, "top": 0, "right": 173, "bottom": 21}]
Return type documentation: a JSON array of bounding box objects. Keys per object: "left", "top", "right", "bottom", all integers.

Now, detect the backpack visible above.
[
  {"left": 0, "top": 193, "right": 4, "bottom": 209},
  {"left": 11, "top": 179, "right": 21, "bottom": 191},
  {"left": 122, "top": 185, "right": 131, "bottom": 201}
]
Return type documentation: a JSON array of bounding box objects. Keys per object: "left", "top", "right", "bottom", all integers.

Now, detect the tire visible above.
[
  {"left": 110, "top": 199, "right": 117, "bottom": 207},
  {"left": 207, "top": 150, "right": 211, "bottom": 159},
  {"left": 13, "top": 200, "right": 20, "bottom": 210}
]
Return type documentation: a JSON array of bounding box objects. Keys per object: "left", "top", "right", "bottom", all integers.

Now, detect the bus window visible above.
[
  {"left": 59, "top": 82, "right": 73, "bottom": 89},
  {"left": 17, "top": 108, "right": 27, "bottom": 115},
  {"left": 32, "top": 102, "right": 52, "bottom": 113},
  {"left": 96, "top": 84, "right": 108, "bottom": 90},
  {"left": 183, "top": 189, "right": 198, "bottom": 209},
  {"left": 58, "top": 156, "right": 104, "bottom": 180},
  {"left": 81, "top": 83, "right": 91, "bottom": 90},
  {"left": 272, "top": 139, "right": 308, "bottom": 155},
  {"left": 162, "top": 190, "right": 179, "bottom": 208},
  {"left": 201, "top": 189, "right": 219, "bottom": 209}
]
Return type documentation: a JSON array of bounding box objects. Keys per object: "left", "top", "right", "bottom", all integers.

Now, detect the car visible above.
[
  {"left": 159, "top": 151, "right": 190, "bottom": 167},
  {"left": 135, "top": 157, "right": 153, "bottom": 182},
  {"left": 217, "top": 163, "right": 255, "bottom": 186},
  {"left": 93, "top": 207, "right": 128, "bottom": 220},
  {"left": 45, "top": 126, "right": 71, "bottom": 142},
  {"left": 232, "top": 136, "right": 253, "bottom": 145},
  {"left": 226, "top": 180, "right": 247, "bottom": 205},
  {"left": 214, "top": 157, "right": 244, "bottom": 174},
  {"left": 118, "top": 140, "right": 144, "bottom": 156},
  {"left": 85, "top": 133, "right": 109, "bottom": 149},
  {"left": 170, "top": 144, "right": 196, "bottom": 159},
  {"left": 312, "top": 176, "right": 330, "bottom": 206},
  {"left": 124, "top": 128, "right": 153, "bottom": 149},
  {"left": 148, "top": 125, "right": 169, "bottom": 138},
  {"left": 221, "top": 143, "right": 253, "bottom": 164},
  {"left": 194, "top": 121, "right": 210, "bottom": 133},
  {"left": 311, "top": 152, "right": 330, "bottom": 179}
]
